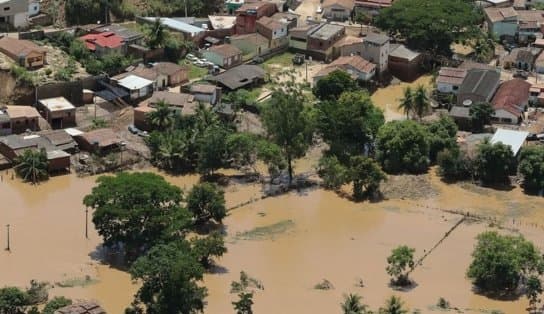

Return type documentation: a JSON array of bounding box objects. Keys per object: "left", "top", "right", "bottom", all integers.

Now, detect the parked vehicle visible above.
[
  {"left": 251, "top": 56, "right": 264, "bottom": 64},
  {"left": 193, "top": 60, "right": 206, "bottom": 67},
  {"left": 128, "top": 124, "right": 140, "bottom": 134},
  {"left": 514, "top": 69, "right": 529, "bottom": 79},
  {"left": 186, "top": 53, "right": 197, "bottom": 61},
  {"left": 292, "top": 53, "right": 305, "bottom": 65}
]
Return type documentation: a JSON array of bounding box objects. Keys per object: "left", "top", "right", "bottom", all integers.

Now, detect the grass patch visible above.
[
  {"left": 179, "top": 60, "right": 208, "bottom": 80},
  {"left": 234, "top": 219, "right": 295, "bottom": 241},
  {"left": 55, "top": 275, "right": 98, "bottom": 288},
  {"left": 263, "top": 52, "right": 295, "bottom": 73}
]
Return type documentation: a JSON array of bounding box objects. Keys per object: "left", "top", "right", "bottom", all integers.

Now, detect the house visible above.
[
  {"left": 54, "top": 301, "right": 106, "bottom": 314},
  {"left": 490, "top": 128, "right": 529, "bottom": 156},
  {"left": 270, "top": 12, "right": 298, "bottom": 30},
  {"left": 516, "top": 10, "right": 544, "bottom": 42},
  {"left": 0, "top": 108, "right": 10, "bottom": 135},
  {"left": 0, "top": 0, "right": 30, "bottom": 29},
  {"left": 0, "top": 134, "right": 71, "bottom": 173},
  {"left": 314, "top": 55, "right": 376, "bottom": 84},
  {"left": 74, "top": 128, "right": 123, "bottom": 154},
  {"left": 457, "top": 69, "right": 501, "bottom": 106},
  {"left": 92, "top": 24, "right": 144, "bottom": 46},
  {"left": 39, "top": 129, "right": 78, "bottom": 153},
  {"left": 5, "top": 105, "right": 40, "bottom": 134},
  {"left": 203, "top": 44, "right": 243, "bottom": 69},
  {"left": 502, "top": 47, "right": 541, "bottom": 71},
  {"left": 388, "top": 44, "right": 422, "bottom": 81},
  {"left": 28, "top": 0, "right": 40, "bottom": 17},
  {"left": 208, "top": 15, "right": 237, "bottom": 31},
  {"left": 289, "top": 24, "right": 320, "bottom": 52},
  {"left": 535, "top": 51, "right": 544, "bottom": 73},
  {"left": 112, "top": 74, "right": 155, "bottom": 100},
  {"left": 190, "top": 84, "right": 222, "bottom": 105},
  {"left": 436, "top": 67, "right": 468, "bottom": 94},
  {"left": 235, "top": 2, "right": 277, "bottom": 34},
  {"left": 118, "top": 62, "right": 188, "bottom": 89},
  {"left": 256, "top": 16, "right": 288, "bottom": 48},
  {"left": 79, "top": 32, "right": 125, "bottom": 57},
  {"left": 448, "top": 106, "right": 472, "bottom": 131},
  {"left": 354, "top": 0, "right": 392, "bottom": 15},
  {"left": 38, "top": 97, "right": 76, "bottom": 129},
  {"left": 307, "top": 23, "right": 346, "bottom": 61},
  {"left": 230, "top": 33, "right": 270, "bottom": 57},
  {"left": 333, "top": 35, "right": 364, "bottom": 57},
  {"left": 322, "top": 0, "right": 355, "bottom": 21},
  {"left": 483, "top": 6, "right": 518, "bottom": 38},
  {"left": 491, "top": 78, "right": 530, "bottom": 124},
  {"left": 134, "top": 92, "right": 197, "bottom": 130},
  {"left": 0, "top": 36, "right": 46, "bottom": 68},
  {"left": 152, "top": 62, "right": 188, "bottom": 86},
  {"left": 206, "top": 64, "right": 266, "bottom": 90},
  {"left": 361, "top": 33, "right": 389, "bottom": 73}
]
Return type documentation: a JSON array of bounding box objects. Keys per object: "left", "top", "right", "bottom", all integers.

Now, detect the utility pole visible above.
[
  {"left": 185, "top": 0, "right": 188, "bottom": 18},
  {"left": 85, "top": 208, "right": 88, "bottom": 239},
  {"left": 5, "top": 224, "right": 10, "bottom": 251}
]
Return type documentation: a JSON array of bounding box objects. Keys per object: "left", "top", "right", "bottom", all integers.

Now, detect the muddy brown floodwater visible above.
[{"left": 2, "top": 166, "right": 544, "bottom": 313}]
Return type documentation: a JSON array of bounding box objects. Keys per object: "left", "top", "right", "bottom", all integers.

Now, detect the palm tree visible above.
[
  {"left": 147, "top": 100, "right": 175, "bottom": 130},
  {"left": 14, "top": 149, "right": 48, "bottom": 184},
  {"left": 341, "top": 293, "right": 369, "bottom": 314},
  {"left": 398, "top": 86, "right": 414, "bottom": 119},
  {"left": 412, "top": 85, "right": 430, "bottom": 120},
  {"left": 146, "top": 17, "right": 167, "bottom": 49},
  {"left": 379, "top": 296, "right": 408, "bottom": 314},
  {"left": 194, "top": 102, "right": 220, "bottom": 134}
]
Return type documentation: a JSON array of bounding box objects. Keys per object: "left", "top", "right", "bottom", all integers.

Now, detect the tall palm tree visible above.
[
  {"left": 398, "top": 86, "right": 414, "bottom": 119},
  {"left": 147, "top": 100, "right": 175, "bottom": 130},
  {"left": 14, "top": 148, "right": 48, "bottom": 184},
  {"left": 146, "top": 17, "right": 167, "bottom": 49},
  {"left": 412, "top": 84, "right": 430, "bottom": 120},
  {"left": 194, "top": 102, "right": 220, "bottom": 134},
  {"left": 379, "top": 296, "right": 408, "bottom": 314},
  {"left": 341, "top": 293, "right": 369, "bottom": 314}
]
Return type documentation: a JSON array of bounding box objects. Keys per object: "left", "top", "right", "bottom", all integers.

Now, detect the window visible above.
[
  {"left": 4, "top": 7, "right": 10, "bottom": 11},
  {"left": 453, "top": 86, "right": 459, "bottom": 91}
]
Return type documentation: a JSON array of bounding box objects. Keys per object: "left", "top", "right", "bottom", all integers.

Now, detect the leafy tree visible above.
[
  {"left": 147, "top": 100, "right": 175, "bottom": 130},
  {"left": 341, "top": 293, "right": 370, "bottom": 314},
  {"left": 386, "top": 245, "right": 416, "bottom": 286},
  {"left": 65, "top": 0, "right": 101, "bottom": 25},
  {"left": 232, "top": 292, "right": 254, "bottom": 314},
  {"left": 412, "top": 85, "right": 430, "bottom": 120},
  {"left": 226, "top": 133, "right": 259, "bottom": 172},
  {"left": 147, "top": 130, "right": 194, "bottom": 172},
  {"left": 474, "top": 140, "right": 515, "bottom": 185},
  {"left": 190, "top": 232, "right": 227, "bottom": 268},
  {"left": 128, "top": 241, "right": 207, "bottom": 314},
  {"left": 313, "top": 70, "right": 358, "bottom": 101},
  {"left": 0, "top": 287, "right": 27, "bottom": 314},
  {"left": 425, "top": 116, "right": 458, "bottom": 162},
  {"left": 376, "top": 120, "right": 430, "bottom": 174},
  {"left": 145, "top": 17, "right": 167, "bottom": 49},
  {"left": 467, "top": 231, "right": 544, "bottom": 294},
  {"left": 317, "top": 90, "right": 384, "bottom": 163},
  {"left": 354, "top": 11, "right": 372, "bottom": 33},
  {"left": 83, "top": 172, "right": 189, "bottom": 262},
  {"left": 24, "top": 280, "right": 48, "bottom": 305},
  {"left": 518, "top": 146, "right": 544, "bottom": 193},
  {"left": 398, "top": 87, "right": 414, "bottom": 119},
  {"left": 469, "top": 102, "right": 494, "bottom": 133},
  {"left": 197, "top": 126, "right": 229, "bottom": 176},
  {"left": 262, "top": 74, "right": 314, "bottom": 184},
  {"left": 43, "top": 296, "right": 72, "bottom": 314},
  {"left": 14, "top": 149, "right": 48, "bottom": 184},
  {"left": 471, "top": 32, "right": 496, "bottom": 63},
  {"left": 349, "top": 156, "right": 386, "bottom": 200},
  {"left": 256, "top": 140, "right": 287, "bottom": 178},
  {"left": 84, "top": 53, "right": 133, "bottom": 76},
  {"left": 379, "top": 296, "right": 409, "bottom": 314},
  {"left": 526, "top": 275, "right": 542, "bottom": 314},
  {"left": 375, "top": 0, "right": 480, "bottom": 55},
  {"left": 186, "top": 182, "right": 226, "bottom": 224},
  {"left": 317, "top": 156, "right": 349, "bottom": 190},
  {"left": 68, "top": 39, "right": 90, "bottom": 61},
  {"left": 437, "top": 148, "right": 471, "bottom": 181}
]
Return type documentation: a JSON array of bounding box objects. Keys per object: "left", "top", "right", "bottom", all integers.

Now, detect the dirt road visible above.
[{"left": 294, "top": 0, "right": 321, "bottom": 25}]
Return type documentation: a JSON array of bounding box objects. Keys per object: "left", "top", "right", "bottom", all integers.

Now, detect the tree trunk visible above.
[{"left": 287, "top": 155, "right": 293, "bottom": 186}]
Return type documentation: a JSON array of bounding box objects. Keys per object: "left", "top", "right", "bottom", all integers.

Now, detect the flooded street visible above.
[
  {"left": 371, "top": 75, "right": 434, "bottom": 121},
  {"left": 1, "top": 166, "right": 544, "bottom": 313}
]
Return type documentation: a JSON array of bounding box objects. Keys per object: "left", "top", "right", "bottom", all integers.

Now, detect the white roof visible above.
[
  {"left": 208, "top": 15, "right": 237, "bottom": 30},
  {"left": 490, "top": 128, "right": 529, "bottom": 155},
  {"left": 143, "top": 17, "right": 205, "bottom": 36},
  {"left": 64, "top": 128, "right": 84, "bottom": 136},
  {"left": 117, "top": 75, "right": 154, "bottom": 90},
  {"left": 47, "top": 150, "right": 70, "bottom": 159},
  {"left": 39, "top": 97, "right": 75, "bottom": 111}
]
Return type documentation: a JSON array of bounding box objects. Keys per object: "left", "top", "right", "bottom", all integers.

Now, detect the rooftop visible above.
[
  {"left": 78, "top": 128, "right": 123, "bottom": 148},
  {"left": 436, "top": 67, "right": 467, "bottom": 86},
  {"left": 309, "top": 23, "right": 345, "bottom": 40},
  {"left": 190, "top": 84, "right": 217, "bottom": 94},
  {"left": 0, "top": 36, "right": 47, "bottom": 57},
  {"left": 257, "top": 16, "right": 284, "bottom": 30},
  {"left": 231, "top": 32, "right": 268, "bottom": 45},
  {"left": 334, "top": 35, "right": 364, "bottom": 47},
  {"left": 208, "top": 15, "right": 237, "bottom": 30},
  {"left": 39, "top": 97, "right": 75, "bottom": 112},
  {"left": 354, "top": 0, "right": 392, "bottom": 8},
  {"left": 208, "top": 44, "right": 242, "bottom": 58},
  {"left": 491, "top": 78, "right": 531, "bottom": 116},
  {"left": 148, "top": 91, "right": 195, "bottom": 108},
  {"left": 322, "top": 0, "right": 355, "bottom": 9},
  {"left": 206, "top": 64, "right": 266, "bottom": 90},
  {"left": 116, "top": 75, "right": 154, "bottom": 90},
  {"left": 143, "top": 17, "right": 205, "bottom": 36},
  {"left": 79, "top": 32, "right": 124, "bottom": 50},
  {"left": 449, "top": 106, "right": 471, "bottom": 119},
  {"left": 330, "top": 55, "right": 376, "bottom": 73},
  {"left": 5, "top": 105, "right": 40, "bottom": 119},
  {"left": 54, "top": 301, "right": 106, "bottom": 314},
  {"left": 459, "top": 69, "right": 500, "bottom": 98},
  {"left": 490, "top": 128, "right": 529, "bottom": 155},
  {"left": 93, "top": 24, "right": 143, "bottom": 41},
  {"left": 484, "top": 6, "right": 518, "bottom": 23},
  {"left": 389, "top": 44, "right": 420, "bottom": 61},
  {"left": 364, "top": 33, "right": 389, "bottom": 45}
]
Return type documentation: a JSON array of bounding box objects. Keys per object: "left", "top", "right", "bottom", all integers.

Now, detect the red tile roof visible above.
[
  {"left": 208, "top": 44, "right": 242, "bottom": 58},
  {"left": 79, "top": 32, "right": 124, "bottom": 51},
  {"left": 492, "top": 79, "right": 531, "bottom": 116},
  {"left": 330, "top": 55, "right": 375, "bottom": 73}
]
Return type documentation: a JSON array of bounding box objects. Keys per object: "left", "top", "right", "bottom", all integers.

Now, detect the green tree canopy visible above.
[
  {"left": 379, "top": 295, "right": 409, "bottom": 314},
  {"left": 128, "top": 241, "right": 207, "bottom": 314},
  {"left": 518, "top": 146, "right": 544, "bottom": 193},
  {"left": 349, "top": 156, "right": 386, "bottom": 200},
  {"left": 375, "top": 0, "right": 480, "bottom": 55},
  {"left": 386, "top": 245, "right": 416, "bottom": 286},
  {"left": 313, "top": 70, "right": 358, "bottom": 101},
  {"left": 186, "top": 182, "right": 226, "bottom": 224},
  {"left": 42, "top": 297, "right": 72, "bottom": 314},
  {"left": 232, "top": 292, "right": 254, "bottom": 314},
  {"left": 147, "top": 100, "right": 175, "bottom": 131},
  {"left": 469, "top": 102, "right": 494, "bottom": 133},
  {"left": 317, "top": 90, "right": 384, "bottom": 163},
  {"left": 83, "top": 172, "right": 189, "bottom": 262},
  {"left": 190, "top": 232, "right": 227, "bottom": 268},
  {"left": 437, "top": 148, "right": 471, "bottom": 182},
  {"left": 467, "top": 231, "right": 544, "bottom": 294},
  {"left": 341, "top": 293, "right": 370, "bottom": 314},
  {"left": 425, "top": 115, "right": 458, "bottom": 162},
  {"left": 0, "top": 287, "right": 28, "bottom": 314},
  {"left": 474, "top": 140, "right": 515, "bottom": 185},
  {"left": 376, "top": 120, "right": 430, "bottom": 174},
  {"left": 196, "top": 126, "right": 230, "bottom": 176},
  {"left": 14, "top": 148, "right": 48, "bottom": 184}
]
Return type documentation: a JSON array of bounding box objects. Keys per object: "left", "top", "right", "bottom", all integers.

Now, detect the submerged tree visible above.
[
  {"left": 147, "top": 100, "right": 175, "bottom": 130},
  {"left": 14, "top": 148, "right": 48, "bottom": 184},
  {"left": 232, "top": 292, "right": 254, "bottom": 314},
  {"left": 379, "top": 295, "right": 409, "bottom": 314},
  {"left": 386, "top": 245, "right": 416, "bottom": 286},
  {"left": 341, "top": 293, "right": 370, "bottom": 314},
  {"left": 186, "top": 182, "right": 226, "bottom": 225},
  {"left": 398, "top": 87, "right": 414, "bottom": 119}
]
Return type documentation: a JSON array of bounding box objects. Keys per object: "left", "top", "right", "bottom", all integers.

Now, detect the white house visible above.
[
  {"left": 0, "top": 0, "right": 30, "bottom": 28},
  {"left": 113, "top": 75, "right": 155, "bottom": 100},
  {"left": 361, "top": 33, "right": 389, "bottom": 73}
]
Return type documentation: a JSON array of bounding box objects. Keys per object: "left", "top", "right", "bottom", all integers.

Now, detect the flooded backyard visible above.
[{"left": 1, "top": 166, "right": 544, "bottom": 313}]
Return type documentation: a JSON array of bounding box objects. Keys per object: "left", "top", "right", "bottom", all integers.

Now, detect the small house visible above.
[
  {"left": 79, "top": 32, "right": 125, "bottom": 57},
  {"left": 38, "top": 97, "right": 76, "bottom": 129},
  {"left": 314, "top": 55, "right": 376, "bottom": 83},
  {"left": 75, "top": 128, "right": 123, "bottom": 155},
  {"left": 5, "top": 105, "right": 40, "bottom": 134},
  {"left": 256, "top": 16, "right": 288, "bottom": 48},
  {"left": 361, "top": 33, "right": 389, "bottom": 73},
  {"left": 0, "top": 36, "right": 47, "bottom": 69},
  {"left": 235, "top": 2, "right": 278, "bottom": 34},
  {"left": 457, "top": 69, "right": 500, "bottom": 106},
  {"left": 190, "top": 84, "right": 221, "bottom": 105},
  {"left": 134, "top": 92, "right": 197, "bottom": 130},
  {"left": 448, "top": 106, "right": 472, "bottom": 131},
  {"left": 388, "top": 44, "right": 422, "bottom": 81},
  {"left": 322, "top": 0, "right": 355, "bottom": 21},
  {"left": 436, "top": 67, "right": 467, "bottom": 94},
  {"left": 206, "top": 65, "right": 266, "bottom": 91},
  {"left": 483, "top": 6, "right": 518, "bottom": 38},
  {"left": 307, "top": 23, "right": 346, "bottom": 61},
  {"left": 54, "top": 301, "right": 107, "bottom": 314},
  {"left": 112, "top": 74, "right": 155, "bottom": 100},
  {"left": 333, "top": 35, "right": 364, "bottom": 58},
  {"left": 0, "top": 0, "right": 30, "bottom": 28},
  {"left": 491, "top": 78, "right": 530, "bottom": 124},
  {"left": 490, "top": 128, "right": 529, "bottom": 156},
  {"left": 230, "top": 33, "right": 270, "bottom": 57},
  {"left": 502, "top": 48, "right": 540, "bottom": 71},
  {"left": 203, "top": 44, "right": 243, "bottom": 69}
]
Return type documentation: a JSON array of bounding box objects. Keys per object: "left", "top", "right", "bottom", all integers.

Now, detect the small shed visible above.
[
  {"left": 113, "top": 75, "right": 155, "bottom": 100},
  {"left": 38, "top": 97, "right": 76, "bottom": 129},
  {"left": 490, "top": 128, "right": 529, "bottom": 156},
  {"left": 75, "top": 128, "right": 124, "bottom": 154}
]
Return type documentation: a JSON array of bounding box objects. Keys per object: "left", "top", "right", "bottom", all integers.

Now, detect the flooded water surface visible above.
[{"left": 2, "top": 167, "right": 544, "bottom": 313}]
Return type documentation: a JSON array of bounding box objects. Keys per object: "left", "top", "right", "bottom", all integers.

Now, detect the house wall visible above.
[
  {"left": 10, "top": 116, "right": 39, "bottom": 134},
  {"left": 323, "top": 4, "right": 351, "bottom": 21},
  {"left": 133, "top": 108, "right": 150, "bottom": 131},
  {"left": 307, "top": 28, "right": 345, "bottom": 52},
  {"left": 361, "top": 40, "right": 389, "bottom": 73},
  {"left": 489, "top": 20, "right": 518, "bottom": 38},
  {"left": 289, "top": 36, "right": 307, "bottom": 51},
  {"left": 492, "top": 109, "right": 519, "bottom": 124},
  {"left": 230, "top": 37, "right": 270, "bottom": 56},
  {"left": 203, "top": 51, "right": 225, "bottom": 67},
  {"left": 235, "top": 4, "right": 277, "bottom": 34},
  {"left": 336, "top": 42, "right": 364, "bottom": 57},
  {"left": 43, "top": 108, "right": 76, "bottom": 129},
  {"left": 388, "top": 56, "right": 421, "bottom": 82},
  {"left": 437, "top": 82, "right": 460, "bottom": 94},
  {"left": 24, "top": 51, "right": 45, "bottom": 68},
  {"left": 95, "top": 45, "right": 124, "bottom": 58},
  {"left": 168, "top": 70, "right": 188, "bottom": 86},
  {"left": 0, "top": 1, "right": 28, "bottom": 28},
  {"left": 48, "top": 155, "right": 70, "bottom": 172}
]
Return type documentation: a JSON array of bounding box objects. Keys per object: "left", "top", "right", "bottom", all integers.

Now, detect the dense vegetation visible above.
[{"left": 14, "top": 149, "right": 49, "bottom": 184}]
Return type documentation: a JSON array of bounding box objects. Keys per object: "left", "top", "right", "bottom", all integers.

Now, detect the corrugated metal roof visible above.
[
  {"left": 143, "top": 17, "right": 205, "bottom": 36},
  {"left": 490, "top": 128, "right": 529, "bottom": 155},
  {"left": 116, "top": 75, "right": 154, "bottom": 90}
]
